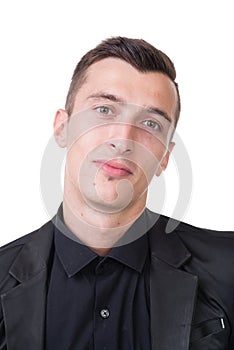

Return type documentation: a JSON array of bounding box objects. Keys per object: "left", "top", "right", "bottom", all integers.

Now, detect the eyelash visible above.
[
  {"left": 94, "top": 105, "right": 162, "bottom": 132},
  {"left": 95, "top": 105, "right": 115, "bottom": 116},
  {"left": 142, "top": 120, "right": 162, "bottom": 131}
]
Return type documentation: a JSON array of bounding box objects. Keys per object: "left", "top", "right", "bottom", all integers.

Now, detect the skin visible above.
[{"left": 54, "top": 57, "right": 178, "bottom": 255}]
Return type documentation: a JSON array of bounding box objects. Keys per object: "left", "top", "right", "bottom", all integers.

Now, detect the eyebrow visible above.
[
  {"left": 145, "top": 107, "right": 172, "bottom": 123},
  {"left": 87, "top": 92, "right": 172, "bottom": 123},
  {"left": 87, "top": 93, "right": 125, "bottom": 104}
]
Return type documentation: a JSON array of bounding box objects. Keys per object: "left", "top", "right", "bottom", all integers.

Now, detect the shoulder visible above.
[
  {"left": 148, "top": 210, "right": 234, "bottom": 284},
  {"left": 147, "top": 209, "right": 234, "bottom": 240},
  {"left": 0, "top": 220, "right": 54, "bottom": 250},
  {"left": 147, "top": 209, "right": 234, "bottom": 260},
  {"left": 168, "top": 215, "right": 234, "bottom": 250},
  {"left": 147, "top": 210, "right": 234, "bottom": 295},
  {"left": 0, "top": 220, "right": 54, "bottom": 272}
]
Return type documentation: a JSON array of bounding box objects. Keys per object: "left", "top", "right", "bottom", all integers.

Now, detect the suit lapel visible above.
[
  {"left": 2, "top": 268, "right": 48, "bottom": 350},
  {"left": 148, "top": 213, "right": 198, "bottom": 350},
  {"left": 1, "top": 221, "right": 54, "bottom": 350}
]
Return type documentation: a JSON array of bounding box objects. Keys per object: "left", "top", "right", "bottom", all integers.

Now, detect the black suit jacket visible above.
[{"left": 0, "top": 212, "right": 234, "bottom": 350}]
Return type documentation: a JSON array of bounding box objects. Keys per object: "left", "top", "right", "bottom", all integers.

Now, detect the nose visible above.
[
  {"left": 107, "top": 124, "right": 135, "bottom": 154},
  {"left": 108, "top": 138, "right": 134, "bottom": 154}
]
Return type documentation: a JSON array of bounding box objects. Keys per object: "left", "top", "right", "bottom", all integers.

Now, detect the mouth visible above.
[{"left": 93, "top": 159, "right": 133, "bottom": 177}]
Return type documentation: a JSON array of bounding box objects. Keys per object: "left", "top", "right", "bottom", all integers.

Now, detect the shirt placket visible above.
[{"left": 93, "top": 258, "right": 114, "bottom": 350}]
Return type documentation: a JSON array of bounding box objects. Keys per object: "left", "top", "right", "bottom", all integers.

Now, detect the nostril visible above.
[{"left": 108, "top": 139, "right": 133, "bottom": 154}]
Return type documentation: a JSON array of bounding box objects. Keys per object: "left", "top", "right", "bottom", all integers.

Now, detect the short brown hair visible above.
[{"left": 65, "top": 36, "right": 181, "bottom": 125}]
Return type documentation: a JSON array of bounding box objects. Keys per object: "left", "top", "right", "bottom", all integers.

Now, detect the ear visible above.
[
  {"left": 53, "top": 109, "right": 69, "bottom": 148},
  {"left": 155, "top": 142, "right": 175, "bottom": 177}
]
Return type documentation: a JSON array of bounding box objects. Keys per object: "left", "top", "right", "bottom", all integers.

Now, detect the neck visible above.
[{"left": 62, "top": 184, "right": 146, "bottom": 256}]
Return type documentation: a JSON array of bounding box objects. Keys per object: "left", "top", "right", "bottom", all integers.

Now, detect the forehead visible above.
[{"left": 73, "top": 57, "right": 178, "bottom": 122}]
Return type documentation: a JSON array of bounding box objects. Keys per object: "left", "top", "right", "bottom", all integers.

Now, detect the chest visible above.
[{"left": 45, "top": 254, "right": 151, "bottom": 350}]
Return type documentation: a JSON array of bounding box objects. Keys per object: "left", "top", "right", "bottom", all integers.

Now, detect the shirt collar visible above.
[
  {"left": 54, "top": 228, "right": 97, "bottom": 277},
  {"left": 108, "top": 234, "right": 148, "bottom": 273},
  {"left": 54, "top": 203, "right": 149, "bottom": 277}
]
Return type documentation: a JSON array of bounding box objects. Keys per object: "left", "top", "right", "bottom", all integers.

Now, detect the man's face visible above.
[{"left": 54, "top": 58, "right": 178, "bottom": 214}]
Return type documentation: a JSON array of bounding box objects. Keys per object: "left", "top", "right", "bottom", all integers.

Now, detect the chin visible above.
[{"left": 82, "top": 194, "right": 133, "bottom": 214}]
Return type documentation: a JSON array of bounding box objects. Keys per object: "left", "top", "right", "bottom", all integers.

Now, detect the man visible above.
[{"left": 0, "top": 37, "right": 233, "bottom": 350}]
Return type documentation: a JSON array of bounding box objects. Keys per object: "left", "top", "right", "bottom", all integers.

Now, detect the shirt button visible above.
[{"left": 100, "top": 308, "right": 110, "bottom": 319}]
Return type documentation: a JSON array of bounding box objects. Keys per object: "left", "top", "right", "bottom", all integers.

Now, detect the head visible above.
[
  {"left": 65, "top": 36, "right": 180, "bottom": 126},
  {"left": 54, "top": 37, "right": 180, "bottom": 217}
]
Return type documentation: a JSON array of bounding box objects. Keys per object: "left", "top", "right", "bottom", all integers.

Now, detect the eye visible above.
[
  {"left": 142, "top": 120, "right": 162, "bottom": 131},
  {"left": 95, "top": 106, "right": 114, "bottom": 115}
]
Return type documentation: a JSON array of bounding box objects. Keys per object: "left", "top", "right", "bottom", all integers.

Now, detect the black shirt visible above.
[{"left": 46, "top": 209, "right": 151, "bottom": 350}]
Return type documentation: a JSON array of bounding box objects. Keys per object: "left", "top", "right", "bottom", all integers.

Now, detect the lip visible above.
[{"left": 93, "top": 159, "right": 133, "bottom": 177}]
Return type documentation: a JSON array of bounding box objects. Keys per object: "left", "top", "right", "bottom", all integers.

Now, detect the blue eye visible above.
[
  {"left": 142, "top": 120, "right": 161, "bottom": 131},
  {"left": 95, "top": 106, "right": 113, "bottom": 115}
]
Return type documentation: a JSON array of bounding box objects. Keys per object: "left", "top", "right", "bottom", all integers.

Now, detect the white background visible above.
[{"left": 0, "top": 0, "right": 233, "bottom": 245}]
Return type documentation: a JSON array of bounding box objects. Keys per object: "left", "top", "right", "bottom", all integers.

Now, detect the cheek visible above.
[
  {"left": 137, "top": 137, "right": 168, "bottom": 180},
  {"left": 65, "top": 128, "right": 108, "bottom": 180},
  {"left": 136, "top": 131, "right": 167, "bottom": 161},
  {"left": 67, "top": 129, "right": 104, "bottom": 159}
]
